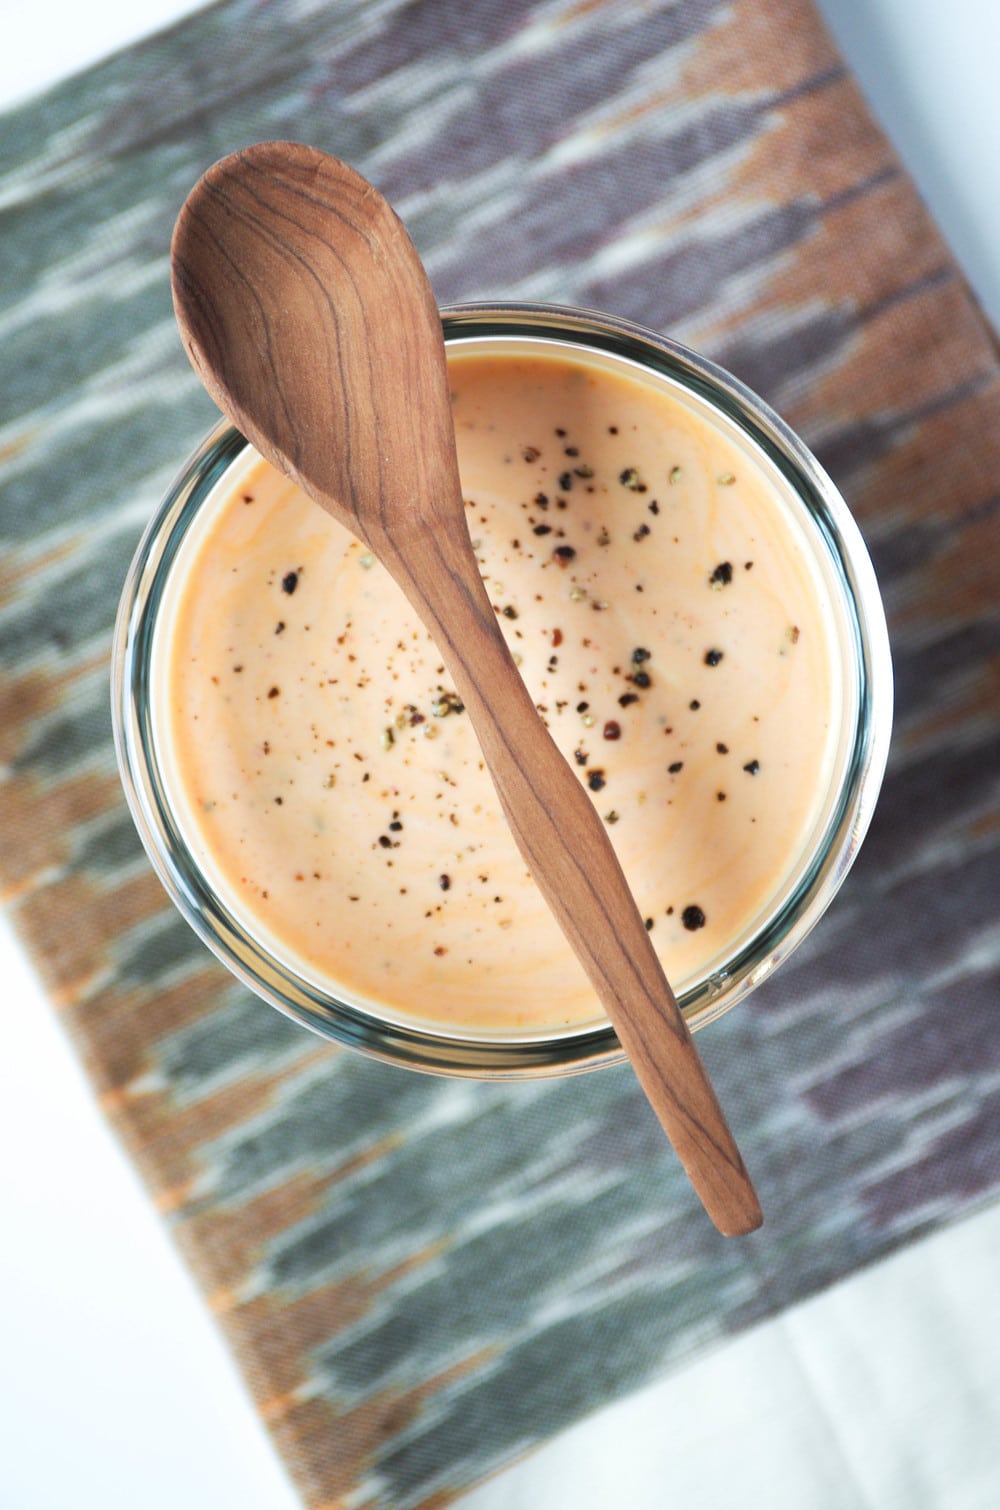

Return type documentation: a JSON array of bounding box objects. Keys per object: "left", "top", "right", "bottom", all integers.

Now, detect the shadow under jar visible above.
[{"left": 112, "top": 303, "right": 892, "bottom": 1078}]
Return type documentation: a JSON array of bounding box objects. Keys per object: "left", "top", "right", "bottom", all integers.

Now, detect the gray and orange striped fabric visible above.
[{"left": 2, "top": 1, "right": 998, "bottom": 1505}]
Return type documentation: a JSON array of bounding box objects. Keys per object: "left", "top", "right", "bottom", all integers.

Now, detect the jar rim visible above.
[{"left": 112, "top": 302, "right": 892, "bottom": 1078}]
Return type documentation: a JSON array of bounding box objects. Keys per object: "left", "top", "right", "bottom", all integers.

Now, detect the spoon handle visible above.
[{"left": 380, "top": 518, "right": 762, "bottom": 1236}]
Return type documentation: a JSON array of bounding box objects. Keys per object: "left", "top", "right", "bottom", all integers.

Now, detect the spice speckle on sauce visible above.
[{"left": 161, "top": 349, "right": 838, "bottom": 1036}]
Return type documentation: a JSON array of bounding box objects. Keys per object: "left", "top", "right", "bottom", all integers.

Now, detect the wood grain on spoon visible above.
[{"left": 170, "top": 141, "right": 762, "bottom": 1235}]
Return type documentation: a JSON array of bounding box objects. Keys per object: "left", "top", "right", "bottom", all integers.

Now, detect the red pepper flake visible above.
[
  {"left": 704, "top": 648, "right": 724, "bottom": 666},
  {"left": 553, "top": 544, "right": 576, "bottom": 564},
  {"left": 434, "top": 945, "right": 447, "bottom": 956},
  {"left": 603, "top": 721, "right": 621, "bottom": 740},
  {"left": 242, "top": 493, "right": 255, "bottom": 504},
  {"left": 281, "top": 571, "right": 299, "bottom": 594},
  {"left": 552, "top": 628, "right": 563, "bottom": 647},
  {"left": 682, "top": 904, "right": 706, "bottom": 930}
]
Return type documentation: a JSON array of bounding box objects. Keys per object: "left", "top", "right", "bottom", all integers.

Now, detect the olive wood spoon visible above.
[{"left": 170, "top": 142, "right": 762, "bottom": 1235}]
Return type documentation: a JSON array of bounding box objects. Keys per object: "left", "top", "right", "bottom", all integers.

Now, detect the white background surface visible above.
[{"left": 2, "top": 3, "right": 998, "bottom": 1507}]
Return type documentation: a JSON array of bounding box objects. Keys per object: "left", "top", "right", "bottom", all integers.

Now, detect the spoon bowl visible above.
[{"left": 171, "top": 141, "right": 762, "bottom": 1235}]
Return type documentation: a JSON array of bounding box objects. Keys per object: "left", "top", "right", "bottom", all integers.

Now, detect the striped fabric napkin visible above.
[{"left": 1, "top": 2, "right": 997, "bottom": 1505}]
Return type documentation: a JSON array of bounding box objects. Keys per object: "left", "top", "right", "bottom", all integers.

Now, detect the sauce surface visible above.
[{"left": 159, "top": 349, "right": 840, "bottom": 1035}]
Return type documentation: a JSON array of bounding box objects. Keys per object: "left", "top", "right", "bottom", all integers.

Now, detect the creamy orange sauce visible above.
[{"left": 157, "top": 349, "right": 840, "bottom": 1036}]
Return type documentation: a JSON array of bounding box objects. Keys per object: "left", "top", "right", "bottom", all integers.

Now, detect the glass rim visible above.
[{"left": 112, "top": 301, "right": 893, "bottom": 1078}]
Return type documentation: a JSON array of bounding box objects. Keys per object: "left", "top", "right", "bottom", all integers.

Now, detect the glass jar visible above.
[{"left": 112, "top": 303, "right": 892, "bottom": 1077}]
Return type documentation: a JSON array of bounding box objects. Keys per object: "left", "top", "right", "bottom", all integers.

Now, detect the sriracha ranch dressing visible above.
[{"left": 153, "top": 343, "right": 844, "bottom": 1038}]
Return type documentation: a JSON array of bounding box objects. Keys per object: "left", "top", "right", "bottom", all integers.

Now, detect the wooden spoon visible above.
[{"left": 171, "top": 142, "right": 762, "bottom": 1235}]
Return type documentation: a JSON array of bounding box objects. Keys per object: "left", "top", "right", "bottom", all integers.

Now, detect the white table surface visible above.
[{"left": 2, "top": 4, "right": 998, "bottom": 1507}]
